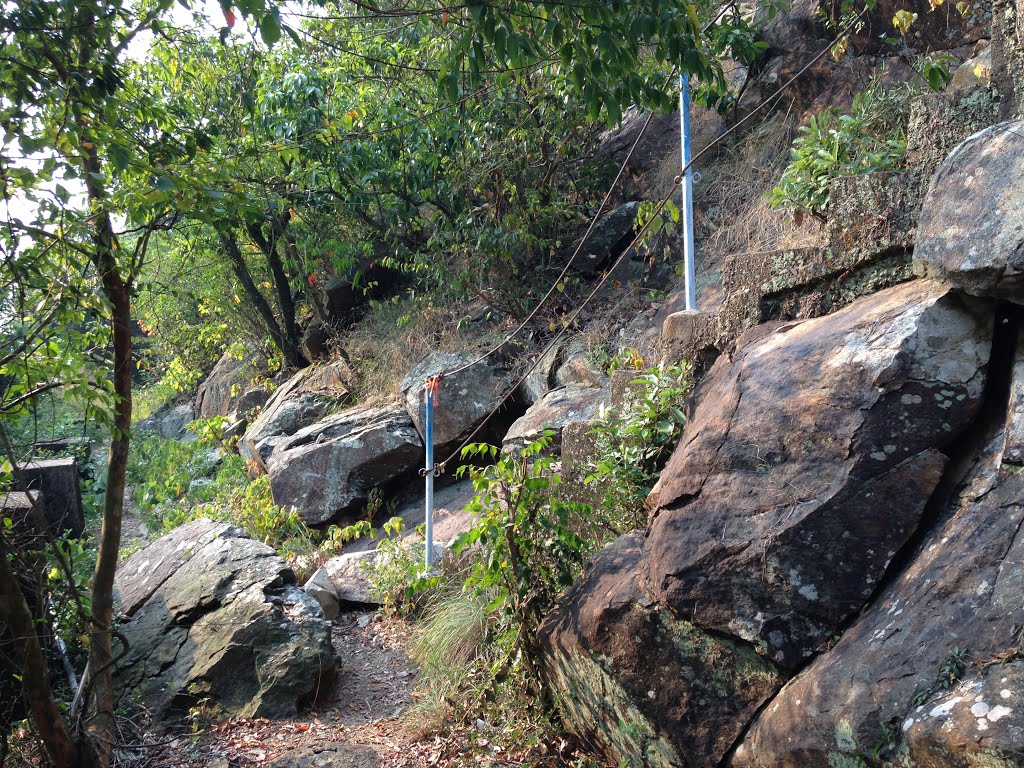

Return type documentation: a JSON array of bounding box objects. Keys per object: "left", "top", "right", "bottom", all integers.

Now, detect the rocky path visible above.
[{"left": 141, "top": 612, "right": 421, "bottom": 768}]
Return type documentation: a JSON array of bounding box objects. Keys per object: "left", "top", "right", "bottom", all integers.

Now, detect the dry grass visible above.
[
  {"left": 694, "top": 109, "right": 824, "bottom": 267},
  {"left": 342, "top": 298, "right": 515, "bottom": 405}
]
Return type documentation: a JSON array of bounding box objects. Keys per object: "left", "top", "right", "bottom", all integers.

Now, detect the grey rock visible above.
[
  {"left": 324, "top": 550, "right": 378, "bottom": 605},
  {"left": 518, "top": 342, "right": 563, "bottom": 405},
  {"left": 114, "top": 519, "right": 335, "bottom": 720},
  {"left": 303, "top": 567, "right": 340, "bottom": 621},
  {"left": 571, "top": 201, "right": 640, "bottom": 277},
  {"left": 268, "top": 405, "right": 421, "bottom": 525},
  {"left": 1002, "top": 336, "right": 1024, "bottom": 465},
  {"left": 502, "top": 386, "right": 607, "bottom": 454},
  {"left": 554, "top": 341, "right": 609, "bottom": 390},
  {"left": 137, "top": 402, "right": 196, "bottom": 440},
  {"left": 241, "top": 363, "right": 350, "bottom": 463},
  {"left": 401, "top": 350, "right": 512, "bottom": 453},
  {"left": 14, "top": 457, "right": 84, "bottom": 537},
  {"left": 914, "top": 118, "right": 1024, "bottom": 303},
  {"left": 234, "top": 386, "right": 270, "bottom": 415}
]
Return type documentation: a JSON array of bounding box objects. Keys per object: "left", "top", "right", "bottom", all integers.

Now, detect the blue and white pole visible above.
[
  {"left": 679, "top": 71, "right": 697, "bottom": 312},
  {"left": 423, "top": 378, "right": 436, "bottom": 571}
]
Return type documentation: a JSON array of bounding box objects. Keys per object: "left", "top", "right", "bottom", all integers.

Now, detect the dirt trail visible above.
[{"left": 141, "top": 611, "right": 434, "bottom": 768}]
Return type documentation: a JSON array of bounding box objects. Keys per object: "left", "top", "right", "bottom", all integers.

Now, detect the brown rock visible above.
[
  {"left": 648, "top": 280, "right": 989, "bottom": 667},
  {"left": 541, "top": 535, "right": 784, "bottom": 768},
  {"left": 196, "top": 352, "right": 268, "bottom": 418},
  {"left": 541, "top": 280, "right": 993, "bottom": 767},
  {"left": 734, "top": 432, "right": 1024, "bottom": 767}
]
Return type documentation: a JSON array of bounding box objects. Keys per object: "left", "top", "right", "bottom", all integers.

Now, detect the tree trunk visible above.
[
  {"left": 247, "top": 218, "right": 307, "bottom": 367},
  {"left": 221, "top": 231, "right": 308, "bottom": 369},
  {"left": 78, "top": 116, "right": 131, "bottom": 768},
  {"left": 0, "top": 532, "right": 78, "bottom": 768}
]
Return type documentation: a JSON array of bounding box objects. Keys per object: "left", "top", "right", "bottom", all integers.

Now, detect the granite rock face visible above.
[
  {"left": 501, "top": 385, "right": 607, "bottom": 454},
  {"left": 540, "top": 280, "right": 994, "bottom": 767},
  {"left": 733, "top": 335, "right": 1024, "bottom": 767},
  {"left": 114, "top": 519, "right": 335, "bottom": 720}
]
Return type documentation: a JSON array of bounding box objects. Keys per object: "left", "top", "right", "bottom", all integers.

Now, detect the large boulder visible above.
[
  {"left": 914, "top": 119, "right": 1024, "bottom": 304},
  {"left": 196, "top": 352, "right": 269, "bottom": 419},
  {"left": 502, "top": 385, "right": 607, "bottom": 454},
  {"left": 241, "top": 362, "right": 351, "bottom": 463},
  {"left": 734, "top": 424, "right": 1024, "bottom": 767},
  {"left": 542, "top": 535, "right": 785, "bottom": 768},
  {"left": 114, "top": 519, "right": 335, "bottom": 720},
  {"left": 15, "top": 457, "right": 84, "bottom": 537},
  {"left": 138, "top": 401, "right": 197, "bottom": 440},
  {"left": 267, "top": 405, "right": 421, "bottom": 525},
  {"left": 400, "top": 351, "right": 514, "bottom": 455},
  {"left": 540, "top": 280, "right": 993, "bottom": 767},
  {"left": 570, "top": 201, "right": 640, "bottom": 278}
]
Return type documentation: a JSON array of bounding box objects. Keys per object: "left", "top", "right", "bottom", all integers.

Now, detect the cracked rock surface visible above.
[
  {"left": 114, "top": 519, "right": 336, "bottom": 720},
  {"left": 734, "top": 341, "right": 1024, "bottom": 767},
  {"left": 539, "top": 280, "right": 995, "bottom": 768}
]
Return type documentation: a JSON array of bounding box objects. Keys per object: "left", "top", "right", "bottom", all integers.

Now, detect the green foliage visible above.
[
  {"left": 128, "top": 435, "right": 227, "bottom": 513},
  {"left": 769, "top": 82, "right": 917, "bottom": 216},
  {"left": 364, "top": 517, "right": 439, "bottom": 615},
  {"left": 585, "top": 362, "right": 692, "bottom": 530},
  {"left": 128, "top": 429, "right": 316, "bottom": 558},
  {"left": 910, "top": 646, "right": 971, "bottom": 707},
  {"left": 44, "top": 537, "right": 95, "bottom": 671},
  {"left": 452, "top": 435, "right": 592, "bottom": 682},
  {"left": 634, "top": 199, "right": 682, "bottom": 251}
]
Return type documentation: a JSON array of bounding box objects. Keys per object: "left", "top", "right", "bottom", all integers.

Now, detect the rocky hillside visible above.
[{"left": 125, "top": 0, "right": 1024, "bottom": 764}]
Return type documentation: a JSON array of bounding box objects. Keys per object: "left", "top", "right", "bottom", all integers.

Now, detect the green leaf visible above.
[
  {"left": 260, "top": 10, "right": 281, "bottom": 47},
  {"left": 109, "top": 142, "right": 131, "bottom": 174}
]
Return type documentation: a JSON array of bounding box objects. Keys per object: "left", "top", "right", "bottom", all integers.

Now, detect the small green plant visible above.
[
  {"left": 585, "top": 362, "right": 692, "bottom": 531},
  {"left": 769, "top": 82, "right": 916, "bottom": 217},
  {"left": 186, "top": 696, "right": 222, "bottom": 734},
  {"left": 452, "top": 435, "right": 592, "bottom": 693},
  {"left": 362, "top": 487, "right": 397, "bottom": 526},
  {"left": 634, "top": 198, "right": 680, "bottom": 250},
  {"left": 364, "top": 517, "right": 440, "bottom": 615},
  {"left": 910, "top": 645, "right": 971, "bottom": 707}
]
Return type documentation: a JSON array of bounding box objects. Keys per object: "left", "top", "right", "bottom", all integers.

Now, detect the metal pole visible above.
[
  {"left": 423, "top": 379, "right": 435, "bottom": 571},
  {"left": 680, "top": 71, "right": 697, "bottom": 312}
]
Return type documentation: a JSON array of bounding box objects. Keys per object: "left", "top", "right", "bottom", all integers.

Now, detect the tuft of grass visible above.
[
  {"left": 695, "top": 109, "right": 823, "bottom": 264},
  {"left": 407, "top": 588, "right": 494, "bottom": 726}
]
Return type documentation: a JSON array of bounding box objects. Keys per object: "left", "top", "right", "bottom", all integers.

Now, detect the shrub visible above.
[
  {"left": 584, "top": 361, "right": 692, "bottom": 531},
  {"left": 451, "top": 436, "right": 593, "bottom": 692},
  {"left": 769, "top": 82, "right": 915, "bottom": 217}
]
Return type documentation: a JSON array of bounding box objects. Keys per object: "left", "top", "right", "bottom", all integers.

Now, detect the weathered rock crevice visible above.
[
  {"left": 869, "top": 301, "right": 1020, "bottom": 599},
  {"left": 720, "top": 303, "right": 1021, "bottom": 765}
]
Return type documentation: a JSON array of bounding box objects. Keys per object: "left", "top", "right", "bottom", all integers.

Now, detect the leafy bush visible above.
[
  {"left": 449, "top": 436, "right": 593, "bottom": 693},
  {"left": 769, "top": 83, "right": 915, "bottom": 216},
  {"left": 584, "top": 361, "right": 692, "bottom": 530},
  {"left": 130, "top": 431, "right": 316, "bottom": 562},
  {"left": 363, "top": 517, "right": 437, "bottom": 615}
]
